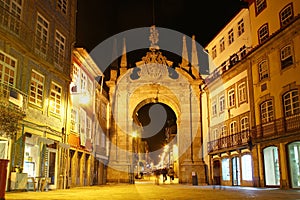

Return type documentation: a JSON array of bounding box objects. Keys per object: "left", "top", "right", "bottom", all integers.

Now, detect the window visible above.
[
  {"left": 49, "top": 82, "right": 62, "bottom": 115},
  {"left": 212, "top": 46, "right": 217, "bottom": 59},
  {"left": 0, "top": 0, "right": 22, "bottom": 34},
  {"left": 228, "top": 29, "right": 234, "bottom": 45},
  {"left": 57, "top": 0, "right": 67, "bottom": 14},
  {"left": 280, "top": 3, "right": 294, "bottom": 27},
  {"left": 221, "top": 125, "right": 227, "bottom": 137},
  {"left": 258, "top": 24, "right": 269, "bottom": 44},
  {"left": 241, "top": 117, "right": 249, "bottom": 132},
  {"left": 241, "top": 154, "right": 253, "bottom": 181},
  {"left": 70, "top": 108, "right": 78, "bottom": 132},
  {"left": 256, "top": 0, "right": 266, "bottom": 15},
  {"left": 228, "top": 89, "right": 235, "bottom": 107},
  {"left": 0, "top": 51, "right": 17, "bottom": 86},
  {"left": 260, "top": 100, "right": 274, "bottom": 123},
  {"left": 230, "top": 121, "right": 237, "bottom": 135},
  {"left": 80, "top": 71, "right": 87, "bottom": 92},
  {"left": 283, "top": 90, "right": 300, "bottom": 117},
  {"left": 222, "top": 158, "right": 230, "bottom": 181},
  {"left": 212, "top": 101, "right": 217, "bottom": 116},
  {"left": 29, "top": 70, "right": 44, "bottom": 107},
  {"left": 86, "top": 116, "right": 92, "bottom": 139},
  {"left": 238, "top": 82, "right": 247, "bottom": 103},
  {"left": 213, "top": 128, "right": 218, "bottom": 140},
  {"left": 237, "top": 19, "right": 244, "bottom": 37},
  {"left": 258, "top": 60, "right": 269, "bottom": 81},
  {"left": 281, "top": 45, "right": 293, "bottom": 69},
  {"left": 219, "top": 95, "right": 225, "bottom": 112},
  {"left": 79, "top": 108, "right": 86, "bottom": 146},
  {"left": 35, "top": 14, "right": 49, "bottom": 54},
  {"left": 220, "top": 37, "right": 225, "bottom": 52},
  {"left": 55, "top": 30, "right": 65, "bottom": 67}
]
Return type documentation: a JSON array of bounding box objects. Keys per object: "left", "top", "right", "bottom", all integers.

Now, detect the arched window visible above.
[
  {"left": 241, "top": 117, "right": 249, "bottom": 132},
  {"left": 260, "top": 100, "right": 274, "bottom": 123},
  {"left": 258, "top": 23, "right": 269, "bottom": 44},
  {"left": 281, "top": 45, "right": 293, "bottom": 69},
  {"left": 280, "top": 3, "right": 294, "bottom": 27},
  {"left": 283, "top": 90, "right": 300, "bottom": 117},
  {"left": 258, "top": 60, "right": 269, "bottom": 81}
]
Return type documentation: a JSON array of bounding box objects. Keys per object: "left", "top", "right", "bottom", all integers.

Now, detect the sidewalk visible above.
[{"left": 5, "top": 181, "right": 300, "bottom": 200}]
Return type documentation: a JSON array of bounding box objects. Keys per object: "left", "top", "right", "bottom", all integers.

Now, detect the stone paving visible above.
[{"left": 5, "top": 180, "right": 300, "bottom": 200}]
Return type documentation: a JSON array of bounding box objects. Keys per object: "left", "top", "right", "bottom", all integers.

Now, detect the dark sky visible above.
[{"left": 76, "top": 0, "right": 247, "bottom": 53}]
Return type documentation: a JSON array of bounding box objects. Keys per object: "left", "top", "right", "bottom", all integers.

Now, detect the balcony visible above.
[
  {"left": 0, "top": 6, "right": 69, "bottom": 73},
  {"left": 207, "top": 114, "right": 300, "bottom": 154},
  {"left": 208, "top": 130, "right": 250, "bottom": 154},
  {"left": 252, "top": 114, "right": 300, "bottom": 140}
]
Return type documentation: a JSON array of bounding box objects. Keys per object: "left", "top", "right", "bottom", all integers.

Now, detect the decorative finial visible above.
[{"left": 149, "top": 25, "right": 159, "bottom": 50}]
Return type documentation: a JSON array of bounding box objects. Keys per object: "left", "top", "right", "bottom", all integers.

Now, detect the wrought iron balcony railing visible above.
[
  {"left": 252, "top": 114, "right": 300, "bottom": 139},
  {"left": 0, "top": 82, "right": 28, "bottom": 112},
  {"left": 207, "top": 130, "right": 250, "bottom": 153},
  {"left": 0, "top": 6, "right": 69, "bottom": 73},
  {"left": 207, "top": 114, "right": 300, "bottom": 153}
]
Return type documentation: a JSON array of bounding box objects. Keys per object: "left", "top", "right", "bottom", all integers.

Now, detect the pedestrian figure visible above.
[
  {"left": 154, "top": 169, "right": 160, "bottom": 185},
  {"left": 168, "top": 167, "right": 175, "bottom": 183},
  {"left": 161, "top": 167, "right": 168, "bottom": 183}
]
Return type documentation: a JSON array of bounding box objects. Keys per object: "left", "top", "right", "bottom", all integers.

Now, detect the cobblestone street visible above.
[{"left": 5, "top": 181, "right": 300, "bottom": 200}]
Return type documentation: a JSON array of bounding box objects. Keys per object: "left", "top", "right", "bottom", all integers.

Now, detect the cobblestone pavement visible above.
[{"left": 5, "top": 181, "right": 300, "bottom": 200}]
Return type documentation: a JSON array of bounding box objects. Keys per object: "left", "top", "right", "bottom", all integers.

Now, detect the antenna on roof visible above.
[{"left": 152, "top": 0, "right": 156, "bottom": 25}]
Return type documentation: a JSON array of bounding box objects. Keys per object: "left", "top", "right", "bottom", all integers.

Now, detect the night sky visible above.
[{"left": 76, "top": 0, "right": 247, "bottom": 52}]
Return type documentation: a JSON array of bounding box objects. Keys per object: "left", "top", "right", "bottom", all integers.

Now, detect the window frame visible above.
[
  {"left": 35, "top": 13, "right": 49, "bottom": 55},
  {"left": 283, "top": 90, "right": 300, "bottom": 117},
  {"left": 258, "top": 23, "right": 269, "bottom": 44},
  {"left": 258, "top": 60, "right": 269, "bottom": 81},
  {"left": 240, "top": 117, "right": 249, "bottom": 132},
  {"left": 280, "top": 3, "right": 294, "bottom": 27},
  {"left": 280, "top": 44, "right": 293, "bottom": 69},
  {"left": 49, "top": 81, "right": 62, "bottom": 115},
  {"left": 228, "top": 29, "right": 234, "bottom": 45},
  {"left": 255, "top": 0, "right": 267, "bottom": 15},
  {"left": 29, "top": 70, "right": 44, "bottom": 107},
  {"left": 238, "top": 82, "right": 247, "bottom": 104},
  {"left": 260, "top": 100, "right": 274, "bottom": 124},
  {"left": 219, "top": 95, "right": 225, "bottom": 113},
  {"left": 57, "top": 0, "right": 68, "bottom": 15},
  {"left": 237, "top": 18, "right": 244, "bottom": 37},
  {"left": 229, "top": 121, "right": 237, "bottom": 135},
  {"left": 228, "top": 89, "right": 235, "bottom": 108}
]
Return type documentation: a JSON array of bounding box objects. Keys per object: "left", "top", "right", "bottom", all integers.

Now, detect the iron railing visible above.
[
  {"left": 208, "top": 114, "right": 300, "bottom": 153},
  {"left": 207, "top": 130, "right": 250, "bottom": 153}
]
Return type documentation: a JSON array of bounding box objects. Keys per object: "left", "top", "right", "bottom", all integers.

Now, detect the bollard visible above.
[
  {"left": 192, "top": 171, "right": 198, "bottom": 186},
  {"left": 0, "top": 159, "right": 9, "bottom": 200}
]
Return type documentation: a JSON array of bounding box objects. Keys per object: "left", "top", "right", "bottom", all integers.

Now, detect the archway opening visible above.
[{"left": 135, "top": 102, "right": 177, "bottom": 170}]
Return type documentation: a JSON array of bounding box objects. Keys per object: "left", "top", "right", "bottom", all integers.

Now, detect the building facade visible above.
[
  {"left": 68, "top": 48, "right": 109, "bottom": 187},
  {"left": 204, "top": 0, "right": 300, "bottom": 189},
  {"left": 0, "top": 0, "right": 77, "bottom": 190},
  {"left": 246, "top": 0, "right": 300, "bottom": 189}
]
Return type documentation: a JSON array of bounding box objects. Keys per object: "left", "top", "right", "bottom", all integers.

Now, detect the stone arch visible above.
[{"left": 107, "top": 61, "right": 207, "bottom": 184}]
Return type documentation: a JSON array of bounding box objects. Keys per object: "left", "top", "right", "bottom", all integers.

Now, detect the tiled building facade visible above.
[{"left": 204, "top": 0, "right": 300, "bottom": 189}]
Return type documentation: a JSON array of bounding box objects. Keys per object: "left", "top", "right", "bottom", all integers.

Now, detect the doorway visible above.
[
  {"left": 232, "top": 157, "right": 240, "bottom": 186},
  {"left": 288, "top": 141, "right": 300, "bottom": 188},
  {"left": 47, "top": 148, "right": 57, "bottom": 189}
]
